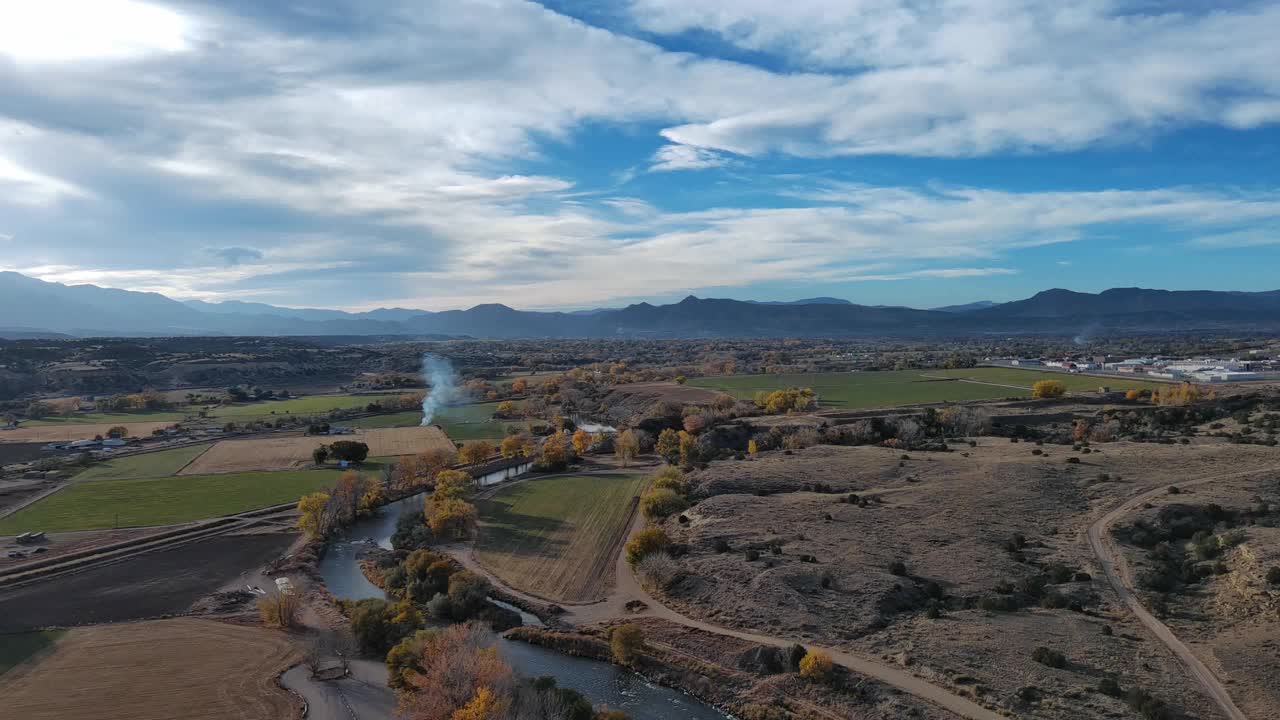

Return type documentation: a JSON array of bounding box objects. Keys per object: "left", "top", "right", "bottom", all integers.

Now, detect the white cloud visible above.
[
  {"left": 649, "top": 144, "right": 729, "bottom": 172},
  {"left": 0, "top": 0, "right": 192, "bottom": 63},
  {"left": 631, "top": 0, "right": 1280, "bottom": 157},
  {"left": 1187, "top": 229, "right": 1280, "bottom": 249}
]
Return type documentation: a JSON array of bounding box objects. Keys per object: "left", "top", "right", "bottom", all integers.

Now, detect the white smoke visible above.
[{"left": 419, "top": 353, "right": 460, "bottom": 425}]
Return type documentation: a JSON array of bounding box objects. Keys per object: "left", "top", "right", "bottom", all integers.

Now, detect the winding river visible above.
[{"left": 317, "top": 493, "right": 731, "bottom": 720}]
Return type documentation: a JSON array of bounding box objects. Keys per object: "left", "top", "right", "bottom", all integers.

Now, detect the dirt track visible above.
[
  {"left": 1088, "top": 470, "right": 1259, "bottom": 720},
  {"left": 0, "top": 617, "right": 301, "bottom": 720}
]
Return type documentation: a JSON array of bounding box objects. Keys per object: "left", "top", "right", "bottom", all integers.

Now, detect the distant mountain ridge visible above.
[{"left": 3, "top": 272, "right": 1280, "bottom": 338}]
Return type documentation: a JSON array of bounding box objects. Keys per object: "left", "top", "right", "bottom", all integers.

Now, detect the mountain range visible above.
[{"left": 3, "top": 271, "right": 1280, "bottom": 338}]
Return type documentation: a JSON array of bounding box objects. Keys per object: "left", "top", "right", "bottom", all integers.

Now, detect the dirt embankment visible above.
[{"left": 509, "top": 617, "right": 948, "bottom": 720}]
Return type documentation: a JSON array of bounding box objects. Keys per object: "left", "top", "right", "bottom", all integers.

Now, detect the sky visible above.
[{"left": 1, "top": 0, "right": 1278, "bottom": 312}]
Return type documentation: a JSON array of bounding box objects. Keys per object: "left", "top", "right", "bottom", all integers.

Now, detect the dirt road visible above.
[{"left": 1087, "top": 470, "right": 1256, "bottom": 720}]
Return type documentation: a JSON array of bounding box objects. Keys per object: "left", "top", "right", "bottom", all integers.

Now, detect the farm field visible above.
[
  {"left": 22, "top": 410, "right": 186, "bottom": 427},
  {"left": 210, "top": 392, "right": 416, "bottom": 420},
  {"left": 0, "top": 421, "right": 179, "bottom": 444},
  {"left": 0, "top": 630, "right": 64, "bottom": 676},
  {"left": 433, "top": 401, "right": 527, "bottom": 440},
  {"left": 0, "top": 618, "right": 300, "bottom": 719},
  {"left": 72, "top": 444, "right": 212, "bottom": 481},
  {"left": 0, "top": 469, "right": 345, "bottom": 534},
  {"left": 346, "top": 410, "right": 422, "bottom": 428},
  {"left": 179, "top": 426, "right": 452, "bottom": 475},
  {"left": 476, "top": 473, "right": 646, "bottom": 602},
  {"left": 687, "top": 367, "right": 1162, "bottom": 410},
  {"left": 929, "top": 366, "right": 1163, "bottom": 392}
]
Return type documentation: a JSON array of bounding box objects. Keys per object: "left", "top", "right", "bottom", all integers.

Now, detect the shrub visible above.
[
  {"left": 1126, "top": 688, "right": 1172, "bottom": 720},
  {"left": 1065, "top": 457, "right": 1080, "bottom": 464},
  {"left": 635, "top": 552, "right": 682, "bottom": 591},
  {"left": 1031, "top": 380, "right": 1066, "bottom": 399},
  {"left": 624, "top": 527, "right": 670, "bottom": 566},
  {"left": 887, "top": 560, "right": 908, "bottom": 576},
  {"left": 1031, "top": 646, "right": 1066, "bottom": 669},
  {"left": 611, "top": 624, "right": 644, "bottom": 664},
  {"left": 745, "top": 549, "right": 760, "bottom": 561},
  {"left": 1031, "top": 448, "right": 1043, "bottom": 455},
  {"left": 640, "top": 488, "right": 688, "bottom": 521},
  {"left": 798, "top": 650, "right": 834, "bottom": 683},
  {"left": 1266, "top": 566, "right": 1280, "bottom": 585},
  {"left": 713, "top": 538, "right": 732, "bottom": 553},
  {"left": 1098, "top": 677, "right": 1123, "bottom": 697},
  {"left": 650, "top": 466, "right": 686, "bottom": 493},
  {"left": 446, "top": 571, "right": 491, "bottom": 620},
  {"left": 257, "top": 589, "right": 301, "bottom": 628}
]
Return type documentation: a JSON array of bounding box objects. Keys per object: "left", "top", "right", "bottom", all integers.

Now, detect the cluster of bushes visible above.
[
  {"left": 639, "top": 467, "right": 689, "bottom": 521},
  {"left": 1114, "top": 502, "right": 1277, "bottom": 594},
  {"left": 978, "top": 558, "right": 1089, "bottom": 613}
]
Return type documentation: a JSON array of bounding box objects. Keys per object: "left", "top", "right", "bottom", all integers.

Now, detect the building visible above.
[{"left": 1012, "top": 358, "right": 1042, "bottom": 366}]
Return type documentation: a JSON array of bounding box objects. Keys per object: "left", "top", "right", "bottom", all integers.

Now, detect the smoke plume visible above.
[{"left": 420, "top": 353, "right": 460, "bottom": 425}]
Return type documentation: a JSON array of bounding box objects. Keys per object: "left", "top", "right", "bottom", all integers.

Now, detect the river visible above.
[{"left": 317, "top": 493, "right": 731, "bottom": 720}]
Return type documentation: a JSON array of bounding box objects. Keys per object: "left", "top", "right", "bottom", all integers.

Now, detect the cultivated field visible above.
[
  {"left": 0, "top": 421, "right": 178, "bottom": 443},
  {"left": 211, "top": 392, "right": 414, "bottom": 420},
  {"left": 21, "top": 410, "right": 186, "bottom": 427},
  {"left": 688, "top": 368, "right": 1161, "bottom": 410},
  {"left": 72, "top": 443, "right": 212, "bottom": 481},
  {"left": 476, "top": 473, "right": 647, "bottom": 602},
  {"left": 179, "top": 426, "right": 453, "bottom": 475},
  {"left": 434, "top": 401, "right": 528, "bottom": 440},
  {"left": 0, "top": 618, "right": 300, "bottom": 719},
  {"left": 0, "top": 630, "right": 63, "bottom": 676},
  {"left": 0, "top": 533, "right": 298, "bottom": 631},
  {"left": 347, "top": 410, "right": 422, "bottom": 428},
  {"left": 0, "top": 470, "right": 345, "bottom": 533}
]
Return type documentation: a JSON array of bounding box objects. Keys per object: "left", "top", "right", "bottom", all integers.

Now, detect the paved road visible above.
[{"left": 1087, "top": 470, "right": 1256, "bottom": 720}]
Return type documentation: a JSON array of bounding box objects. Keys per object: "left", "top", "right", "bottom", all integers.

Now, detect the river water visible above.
[{"left": 317, "top": 494, "right": 731, "bottom": 720}]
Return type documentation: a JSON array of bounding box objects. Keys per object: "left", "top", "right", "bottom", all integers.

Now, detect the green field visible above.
[
  {"left": 687, "top": 367, "right": 1162, "bottom": 411},
  {"left": 72, "top": 444, "right": 212, "bottom": 481},
  {"left": 432, "top": 401, "right": 527, "bottom": 441},
  {"left": 0, "top": 630, "right": 65, "bottom": 676},
  {"left": 24, "top": 410, "right": 186, "bottom": 427},
  {"left": 210, "top": 393, "right": 412, "bottom": 420},
  {"left": 0, "top": 469, "right": 347, "bottom": 534},
  {"left": 929, "top": 367, "right": 1162, "bottom": 393},
  {"left": 476, "top": 473, "right": 647, "bottom": 602},
  {"left": 346, "top": 411, "right": 423, "bottom": 429}
]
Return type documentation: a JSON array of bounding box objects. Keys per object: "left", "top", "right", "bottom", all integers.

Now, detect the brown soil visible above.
[
  {"left": 179, "top": 426, "right": 453, "bottom": 474},
  {"left": 0, "top": 617, "right": 302, "bottom": 720},
  {"left": 0, "top": 421, "right": 177, "bottom": 443},
  {"left": 0, "top": 531, "right": 298, "bottom": 632},
  {"left": 659, "top": 439, "right": 1280, "bottom": 719}
]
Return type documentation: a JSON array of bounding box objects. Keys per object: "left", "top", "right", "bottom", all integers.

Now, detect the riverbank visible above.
[{"left": 508, "top": 618, "right": 947, "bottom": 720}]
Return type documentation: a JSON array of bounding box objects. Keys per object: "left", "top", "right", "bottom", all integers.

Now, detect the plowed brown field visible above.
[
  {"left": 0, "top": 617, "right": 301, "bottom": 720},
  {"left": 179, "top": 426, "right": 454, "bottom": 475},
  {"left": 0, "top": 421, "right": 177, "bottom": 443}
]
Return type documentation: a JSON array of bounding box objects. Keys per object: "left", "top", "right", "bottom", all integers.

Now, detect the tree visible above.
[
  {"left": 799, "top": 650, "right": 833, "bottom": 683},
  {"left": 614, "top": 429, "right": 639, "bottom": 466},
  {"left": 298, "top": 492, "right": 335, "bottom": 538},
  {"left": 105, "top": 425, "right": 129, "bottom": 439},
  {"left": 447, "top": 571, "right": 491, "bottom": 619},
  {"left": 610, "top": 624, "right": 644, "bottom": 664},
  {"left": 312, "top": 445, "right": 330, "bottom": 466},
  {"left": 650, "top": 466, "right": 685, "bottom": 492},
  {"left": 330, "top": 440, "right": 370, "bottom": 463},
  {"left": 747, "top": 439, "right": 758, "bottom": 456},
  {"left": 359, "top": 477, "right": 386, "bottom": 515},
  {"left": 511, "top": 378, "right": 527, "bottom": 394},
  {"left": 427, "top": 497, "right": 478, "bottom": 540},
  {"left": 655, "top": 428, "right": 680, "bottom": 465},
  {"left": 459, "top": 440, "right": 494, "bottom": 466},
  {"left": 433, "top": 469, "right": 472, "bottom": 497},
  {"left": 541, "top": 430, "right": 568, "bottom": 467},
  {"left": 1031, "top": 380, "right": 1067, "bottom": 399},
  {"left": 25, "top": 401, "right": 52, "bottom": 419},
  {"left": 571, "top": 428, "right": 591, "bottom": 456},
  {"left": 625, "top": 527, "right": 670, "bottom": 565},
  {"left": 258, "top": 587, "right": 301, "bottom": 628},
  {"left": 677, "top": 430, "right": 698, "bottom": 466},
  {"left": 399, "top": 623, "right": 514, "bottom": 720},
  {"left": 499, "top": 434, "right": 522, "bottom": 459}
]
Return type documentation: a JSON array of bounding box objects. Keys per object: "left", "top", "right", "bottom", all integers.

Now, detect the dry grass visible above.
[
  {"left": 664, "top": 439, "right": 1280, "bottom": 719},
  {"left": 0, "top": 421, "right": 177, "bottom": 443},
  {"left": 180, "top": 426, "right": 453, "bottom": 475},
  {"left": 476, "top": 473, "right": 647, "bottom": 602},
  {"left": 0, "top": 617, "right": 301, "bottom": 720}
]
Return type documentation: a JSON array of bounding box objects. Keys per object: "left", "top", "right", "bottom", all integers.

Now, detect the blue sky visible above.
[{"left": 1, "top": 0, "right": 1278, "bottom": 311}]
